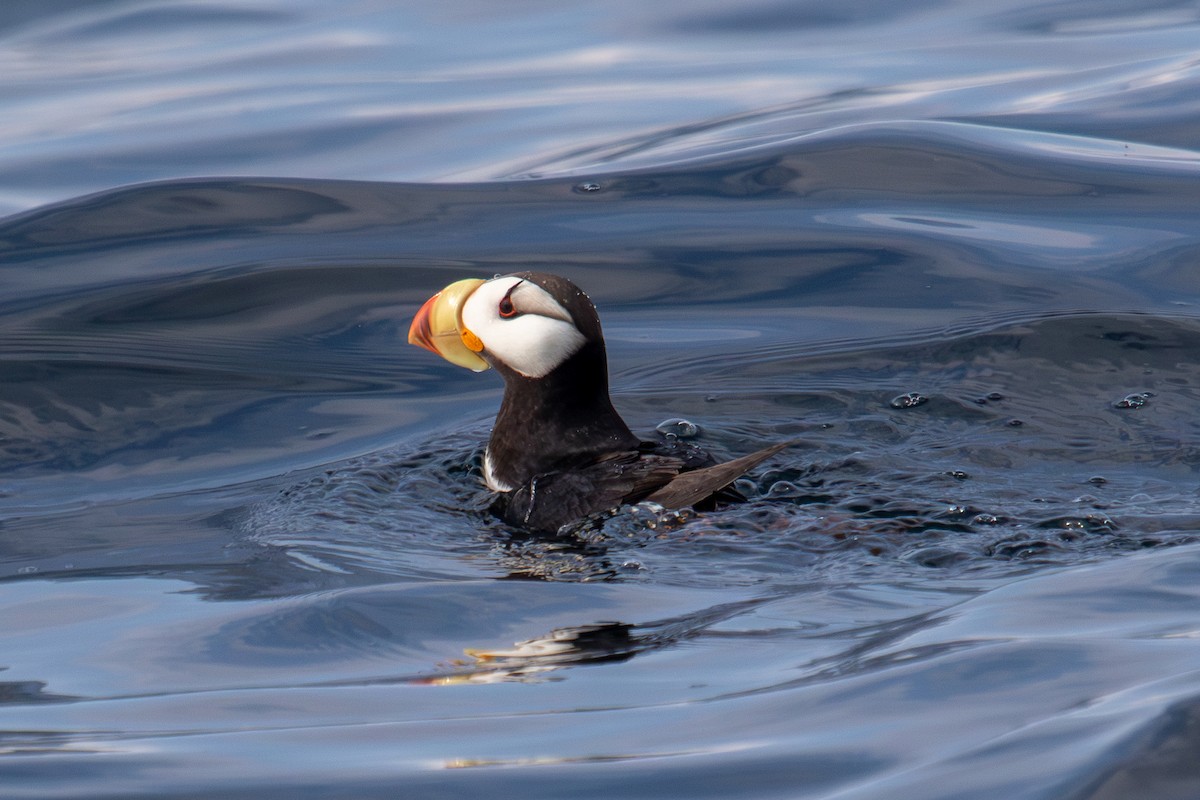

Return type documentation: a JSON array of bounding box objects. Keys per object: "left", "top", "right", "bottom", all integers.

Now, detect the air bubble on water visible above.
[
  {"left": 733, "top": 478, "right": 757, "bottom": 496},
  {"left": 575, "top": 181, "right": 603, "bottom": 193},
  {"left": 973, "top": 513, "right": 1001, "bottom": 525},
  {"left": 626, "top": 502, "right": 693, "bottom": 532},
  {"left": 890, "top": 392, "right": 928, "bottom": 409},
  {"left": 1113, "top": 392, "right": 1153, "bottom": 409},
  {"left": 767, "top": 480, "right": 803, "bottom": 498},
  {"left": 1006, "top": 419, "right": 1024, "bottom": 427},
  {"left": 656, "top": 418, "right": 700, "bottom": 438},
  {"left": 1036, "top": 514, "right": 1116, "bottom": 532}
]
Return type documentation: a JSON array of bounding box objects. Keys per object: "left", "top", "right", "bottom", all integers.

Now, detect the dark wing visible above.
[
  {"left": 643, "top": 441, "right": 795, "bottom": 510},
  {"left": 497, "top": 450, "right": 687, "bottom": 534}
]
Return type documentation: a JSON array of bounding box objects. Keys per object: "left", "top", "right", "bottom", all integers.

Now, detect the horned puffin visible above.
[{"left": 408, "top": 272, "right": 790, "bottom": 533}]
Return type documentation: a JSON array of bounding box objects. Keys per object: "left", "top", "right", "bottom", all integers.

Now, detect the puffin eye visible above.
[{"left": 498, "top": 295, "right": 517, "bottom": 318}]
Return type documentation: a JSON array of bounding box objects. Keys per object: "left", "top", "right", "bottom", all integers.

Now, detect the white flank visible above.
[{"left": 483, "top": 450, "right": 514, "bottom": 492}]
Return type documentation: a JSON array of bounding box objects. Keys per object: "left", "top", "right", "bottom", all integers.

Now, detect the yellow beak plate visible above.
[{"left": 408, "top": 278, "right": 489, "bottom": 372}]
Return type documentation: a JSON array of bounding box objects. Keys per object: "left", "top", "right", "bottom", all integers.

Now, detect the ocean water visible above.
[{"left": 3, "top": 2, "right": 1200, "bottom": 798}]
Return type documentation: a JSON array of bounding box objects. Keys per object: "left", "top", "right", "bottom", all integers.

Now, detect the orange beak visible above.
[{"left": 407, "top": 278, "right": 490, "bottom": 372}]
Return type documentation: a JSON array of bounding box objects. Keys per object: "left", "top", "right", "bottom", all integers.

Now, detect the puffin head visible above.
[
  {"left": 410, "top": 271, "right": 636, "bottom": 493},
  {"left": 408, "top": 272, "right": 600, "bottom": 379}
]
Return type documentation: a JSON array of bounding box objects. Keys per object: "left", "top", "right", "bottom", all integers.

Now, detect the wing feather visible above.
[
  {"left": 643, "top": 441, "right": 795, "bottom": 510},
  {"left": 495, "top": 441, "right": 798, "bottom": 534}
]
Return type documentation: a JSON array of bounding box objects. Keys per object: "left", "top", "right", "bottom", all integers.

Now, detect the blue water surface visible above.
[{"left": 3, "top": 2, "right": 1200, "bottom": 798}]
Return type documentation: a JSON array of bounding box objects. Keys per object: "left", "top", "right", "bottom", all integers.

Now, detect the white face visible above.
[{"left": 460, "top": 276, "right": 587, "bottom": 379}]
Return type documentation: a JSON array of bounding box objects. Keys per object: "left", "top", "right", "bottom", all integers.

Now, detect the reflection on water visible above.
[
  {"left": 3, "top": 1, "right": 1200, "bottom": 213},
  {"left": 3, "top": 1, "right": 1200, "bottom": 798}
]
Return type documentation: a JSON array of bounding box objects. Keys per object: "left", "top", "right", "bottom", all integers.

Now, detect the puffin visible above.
[{"left": 408, "top": 272, "right": 790, "bottom": 533}]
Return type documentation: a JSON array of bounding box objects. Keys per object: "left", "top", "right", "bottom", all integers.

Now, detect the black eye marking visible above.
[{"left": 498, "top": 281, "right": 523, "bottom": 318}]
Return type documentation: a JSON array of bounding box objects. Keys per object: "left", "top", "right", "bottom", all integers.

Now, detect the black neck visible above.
[{"left": 488, "top": 341, "right": 638, "bottom": 487}]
